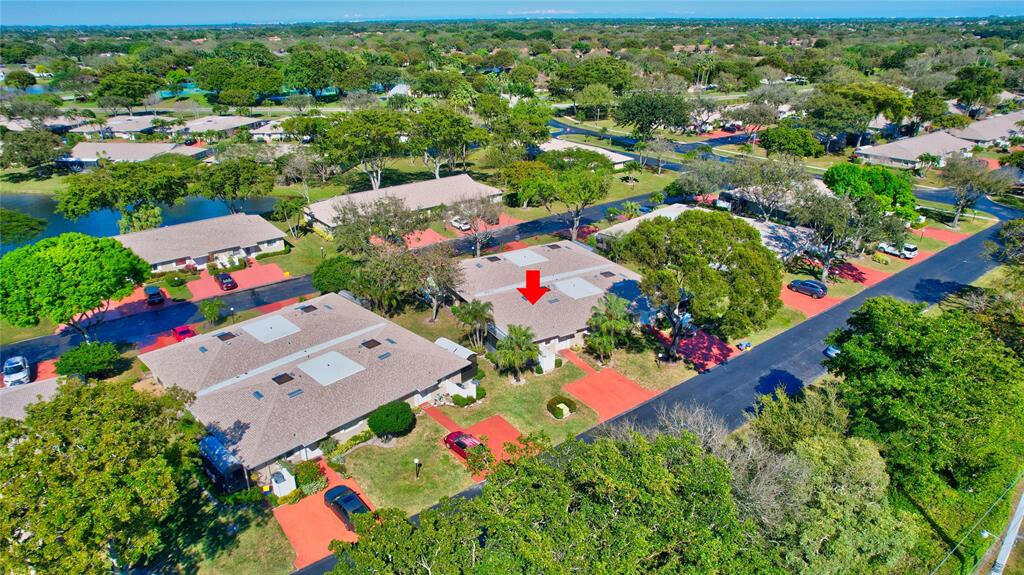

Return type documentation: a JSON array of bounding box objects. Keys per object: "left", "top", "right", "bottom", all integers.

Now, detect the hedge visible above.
[
  {"left": 546, "top": 395, "right": 578, "bottom": 419},
  {"left": 255, "top": 246, "right": 290, "bottom": 260},
  {"left": 368, "top": 400, "right": 416, "bottom": 438}
]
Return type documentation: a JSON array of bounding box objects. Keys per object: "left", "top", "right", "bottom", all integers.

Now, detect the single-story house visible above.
[
  {"left": 537, "top": 138, "right": 633, "bottom": 169},
  {"left": 59, "top": 141, "right": 210, "bottom": 167},
  {"left": 950, "top": 110, "right": 1024, "bottom": 147},
  {"left": 721, "top": 178, "right": 831, "bottom": 221},
  {"left": 854, "top": 131, "right": 974, "bottom": 169},
  {"left": 0, "top": 114, "right": 88, "bottom": 134},
  {"left": 304, "top": 174, "right": 503, "bottom": 234},
  {"left": 137, "top": 292, "right": 474, "bottom": 477},
  {"left": 176, "top": 115, "right": 267, "bottom": 137},
  {"left": 386, "top": 83, "right": 411, "bottom": 98},
  {"left": 69, "top": 114, "right": 163, "bottom": 140},
  {"left": 249, "top": 119, "right": 290, "bottom": 142},
  {"left": 594, "top": 204, "right": 814, "bottom": 260},
  {"left": 0, "top": 378, "right": 60, "bottom": 420},
  {"left": 455, "top": 241, "right": 646, "bottom": 358},
  {"left": 114, "top": 213, "right": 286, "bottom": 272}
]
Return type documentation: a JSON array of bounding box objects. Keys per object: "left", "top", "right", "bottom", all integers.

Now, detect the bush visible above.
[
  {"left": 757, "top": 126, "right": 825, "bottom": 157},
  {"left": 199, "top": 298, "right": 226, "bottom": 324},
  {"left": 554, "top": 357, "right": 563, "bottom": 368},
  {"left": 318, "top": 437, "right": 339, "bottom": 454},
  {"left": 273, "top": 490, "right": 304, "bottom": 506},
  {"left": 476, "top": 385, "right": 487, "bottom": 400},
  {"left": 452, "top": 393, "right": 477, "bottom": 407},
  {"left": 368, "top": 400, "right": 416, "bottom": 438},
  {"left": 546, "top": 395, "right": 578, "bottom": 419},
  {"left": 300, "top": 476, "right": 327, "bottom": 495},
  {"left": 312, "top": 254, "right": 358, "bottom": 293},
  {"left": 293, "top": 459, "right": 323, "bottom": 488},
  {"left": 221, "top": 486, "right": 264, "bottom": 506},
  {"left": 474, "top": 368, "right": 486, "bottom": 381},
  {"left": 871, "top": 252, "right": 891, "bottom": 265},
  {"left": 336, "top": 429, "right": 374, "bottom": 454},
  {"left": 55, "top": 342, "right": 121, "bottom": 378},
  {"left": 166, "top": 274, "right": 186, "bottom": 287},
  {"left": 254, "top": 246, "right": 290, "bottom": 260},
  {"left": 325, "top": 455, "right": 347, "bottom": 476}
]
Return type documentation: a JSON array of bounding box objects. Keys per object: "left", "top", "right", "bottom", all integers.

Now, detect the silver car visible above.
[
  {"left": 3, "top": 356, "right": 31, "bottom": 386},
  {"left": 449, "top": 216, "right": 472, "bottom": 231}
]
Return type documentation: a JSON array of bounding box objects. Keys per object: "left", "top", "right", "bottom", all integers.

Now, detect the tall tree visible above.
[
  {"left": 192, "top": 157, "right": 276, "bottom": 212},
  {"left": 527, "top": 167, "right": 611, "bottom": 241},
  {"left": 725, "top": 102, "right": 778, "bottom": 142},
  {"left": 941, "top": 153, "right": 1014, "bottom": 228},
  {"left": 729, "top": 154, "right": 814, "bottom": 222},
  {"left": 415, "top": 244, "right": 463, "bottom": 322},
  {"left": 408, "top": 105, "right": 476, "bottom": 178},
  {"left": 331, "top": 196, "right": 426, "bottom": 256},
  {"left": 0, "top": 380, "right": 200, "bottom": 575},
  {"left": 791, "top": 190, "right": 858, "bottom": 281},
  {"left": 614, "top": 90, "right": 692, "bottom": 144},
  {"left": 0, "top": 233, "right": 149, "bottom": 340},
  {"left": 451, "top": 299, "right": 493, "bottom": 349},
  {"left": 325, "top": 109, "right": 408, "bottom": 189},
  {"left": 96, "top": 71, "right": 162, "bottom": 115},
  {"left": 0, "top": 128, "right": 62, "bottom": 169},
  {"left": 945, "top": 66, "right": 1004, "bottom": 110},
  {"left": 490, "top": 324, "right": 539, "bottom": 384},
  {"left": 351, "top": 245, "right": 420, "bottom": 315},
  {"left": 575, "top": 83, "right": 615, "bottom": 120},
  {"left": 449, "top": 195, "right": 502, "bottom": 257}
]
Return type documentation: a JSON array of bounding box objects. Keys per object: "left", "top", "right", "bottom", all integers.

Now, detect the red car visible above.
[
  {"left": 443, "top": 431, "right": 483, "bottom": 459},
  {"left": 172, "top": 326, "right": 198, "bottom": 341}
]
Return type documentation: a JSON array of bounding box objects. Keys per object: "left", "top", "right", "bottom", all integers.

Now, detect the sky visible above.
[{"left": 1, "top": 0, "right": 1023, "bottom": 27}]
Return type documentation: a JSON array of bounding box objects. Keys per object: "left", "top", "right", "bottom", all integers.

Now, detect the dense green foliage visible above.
[
  {"left": 0, "top": 380, "right": 201, "bottom": 574},
  {"left": 0, "top": 208, "right": 46, "bottom": 244},
  {"left": 54, "top": 341, "right": 122, "bottom": 378},
  {"left": 367, "top": 400, "right": 416, "bottom": 438},
  {"left": 756, "top": 126, "right": 824, "bottom": 157},
  {"left": 312, "top": 254, "right": 358, "bottom": 294}
]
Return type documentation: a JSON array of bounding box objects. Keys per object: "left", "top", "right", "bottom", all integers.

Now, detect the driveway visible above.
[{"left": 186, "top": 261, "right": 287, "bottom": 301}]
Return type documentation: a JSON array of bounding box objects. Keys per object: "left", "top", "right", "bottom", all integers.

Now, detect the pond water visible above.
[{"left": 0, "top": 193, "right": 279, "bottom": 254}]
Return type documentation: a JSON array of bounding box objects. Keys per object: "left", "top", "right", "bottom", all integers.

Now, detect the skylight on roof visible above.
[
  {"left": 554, "top": 277, "right": 604, "bottom": 300},
  {"left": 377, "top": 352, "right": 392, "bottom": 360},
  {"left": 241, "top": 315, "right": 301, "bottom": 344},
  {"left": 385, "top": 338, "right": 396, "bottom": 344},
  {"left": 600, "top": 271, "right": 617, "bottom": 278},
  {"left": 216, "top": 332, "right": 237, "bottom": 342},
  {"left": 272, "top": 373, "right": 294, "bottom": 385},
  {"left": 287, "top": 389, "right": 304, "bottom": 398},
  {"left": 297, "top": 351, "right": 364, "bottom": 386},
  {"left": 299, "top": 305, "right": 317, "bottom": 313},
  {"left": 547, "top": 244, "right": 562, "bottom": 250},
  {"left": 503, "top": 249, "right": 549, "bottom": 267},
  {"left": 361, "top": 339, "right": 381, "bottom": 349},
  {"left": 253, "top": 391, "right": 264, "bottom": 399},
  {"left": 485, "top": 256, "right": 502, "bottom": 262}
]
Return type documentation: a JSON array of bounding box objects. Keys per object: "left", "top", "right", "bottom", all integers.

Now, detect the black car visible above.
[
  {"left": 788, "top": 279, "right": 828, "bottom": 299},
  {"left": 324, "top": 485, "right": 370, "bottom": 530},
  {"left": 144, "top": 285, "right": 165, "bottom": 305},
  {"left": 215, "top": 273, "right": 237, "bottom": 291}
]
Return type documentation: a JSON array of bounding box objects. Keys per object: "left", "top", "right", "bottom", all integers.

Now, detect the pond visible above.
[{"left": 0, "top": 193, "right": 279, "bottom": 254}]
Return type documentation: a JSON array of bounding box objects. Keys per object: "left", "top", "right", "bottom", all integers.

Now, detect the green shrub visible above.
[
  {"left": 318, "top": 437, "right": 339, "bottom": 454},
  {"left": 221, "top": 486, "right": 264, "bottom": 505},
  {"left": 476, "top": 385, "right": 487, "bottom": 400},
  {"left": 274, "top": 490, "right": 304, "bottom": 506},
  {"left": 474, "top": 368, "right": 486, "bottom": 381},
  {"left": 554, "top": 357, "right": 563, "bottom": 368},
  {"left": 293, "top": 459, "right": 324, "bottom": 488},
  {"left": 326, "top": 456, "right": 347, "bottom": 476},
  {"left": 546, "top": 395, "right": 578, "bottom": 419},
  {"left": 534, "top": 364, "right": 543, "bottom": 374},
  {"left": 336, "top": 429, "right": 374, "bottom": 454},
  {"left": 254, "top": 246, "right": 290, "bottom": 260},
  {"left": 199, "top": 298, "right": 226, "bottom": 324},
  {"left": 368, "top": 400, "right": 416, "bottom": 438},
  {"left": 871, "top": 252, "right": 891, "bottom": 265},
  {"left": 55, "top": 342, "right": 121, "bottom": 378},
  {"left": 312, "top": 254, "right": 358, "bottom": 293},
  {"left": 300, "top": 476, "right": 327, "bottom": 495},
  {"left": 452, "top": 393, "right": 477, "bottom": 407}
]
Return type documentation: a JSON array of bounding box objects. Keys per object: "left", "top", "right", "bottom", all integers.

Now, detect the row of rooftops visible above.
[{"left": 857, "top": 109, "right": 1024, "bottom": 163}]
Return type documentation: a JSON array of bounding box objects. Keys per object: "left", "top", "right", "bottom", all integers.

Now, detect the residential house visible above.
[
  {"left": 304, "top": 174, "right": 503, "bottom": 234},
  {"left": 537, "top": 138, "right": 633, "bottom": 169},
  {"left": 177, "top": 115, "right": 267, "bottom": 138},
  {"left": 249, "top": 119, "right": 290, "bottom": 142},
  {"left": 0, "top": 114, "right": 88, "bottom": 134},
  {"left": 454, "top": 241, "right": 647, "bottom": 366},
  {"left": 59, "top": 141, "right": 210, "bottom": 167},
  {"left": 138, "top": 292, "right": 474, "bottom": 478},
  {"left": 114, "top": 214, "right": 285, "bottom": 272},
  {"left": 950, "top": 109, "right": 1024, "bottom": 147},
  {"left": 854, "top": 131, "right": 974, "bottom": 169},
  {"left": 69, "top": 114, "right": 164, "bottom": 140}
]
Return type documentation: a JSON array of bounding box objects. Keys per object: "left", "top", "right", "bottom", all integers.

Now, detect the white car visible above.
[
  {"left": 449, "top": 216, "right": 472, "bottom": 231},
  {"left": 877, "top": 242, "right": 919, "bottom": 259},
  {"left": 3, "top": 356, "right": 31, "bottom": 386}
]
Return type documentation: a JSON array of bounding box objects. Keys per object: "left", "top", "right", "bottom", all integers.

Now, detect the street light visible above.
[
  {"left": 320, "top": 245, "right": 325, "bottom": 260},
  {"left": 414, "top": 457, "right": 421, "bottom": 480}
]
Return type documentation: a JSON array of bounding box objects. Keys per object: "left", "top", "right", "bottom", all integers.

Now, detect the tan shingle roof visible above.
[
  {"left": 305, "top": 174, "right": 503, "bottom": 226},
  {"left": 456, "top": 241, "right": 642, "bottom": 342},
  {"left": 951, "top": 110, "right": 1024, "bottom": 142},
  {"left": 114, "top": 214, "right": 284, "bottom": 265},
  {"left": 856, "top": 131, "right": 973, "bottom": 163},
  {"left": 539, "top": 138, "right": 633, "bottom": 165},
  {"left": 0, "top": 379, "right": 59, "bottom": 420},
  {"left": 179, "top": 115, "right": 264, "bottom": 133},
  {"left": 138, "top": 292, "right": 470, "bottom": 468},
  {"left": 70, "top": 114, "right": 160, "bottom": 134},
  {"left": 67, "top": 141, "right": 207, "bottom": 163}
]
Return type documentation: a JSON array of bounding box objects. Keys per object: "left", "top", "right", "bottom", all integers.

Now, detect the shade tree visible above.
[{"left": 325, "top": 108, "right": 408, "bottom": 190}]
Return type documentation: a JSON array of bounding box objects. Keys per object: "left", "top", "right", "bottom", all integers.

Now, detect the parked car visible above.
[
  {"left": 823, "top": 345, "right": 842, "bottom": 359},
  {"left": 2, "top": 356, "right": 32, "bottom": 386},
  {"left": 449, "top": 216, "right": 472, "bottom": 231},
  {"left": 144, "top": 285, "right": 165, "bottom": 305},
  {"left": 324, "top": 485, "right": 370, "bottom": 530},
  {"left": 877, "top": 242, "right": 919, "bottom": 259},
  {"left": 172, "top": 326, "right": 197, "bottom": 342},
  {"left": 444, "top": 431, "right": 483, "bottom": 459},
  {"left": 788, "top": 279, "right": 829, "bottom": 299},
  {"left": 215, "top": 273, "right": 237, "bottom": 291}
]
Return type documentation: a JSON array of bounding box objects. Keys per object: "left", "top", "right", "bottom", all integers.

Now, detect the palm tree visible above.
[
  {"left": 491, "top": 324, "right": 539, "bottom": 384},
  {"left": 586, "top": 294, "right": 634, "bottom": 364},
  {"left": 917, "top": 153, "right": 941, "bottom": 176},
  {"left": 451, "top": 299, "right": 494, "bottom": 349},
  {"left": 619, "top": 201, "right": 642, "bottom": 219}
]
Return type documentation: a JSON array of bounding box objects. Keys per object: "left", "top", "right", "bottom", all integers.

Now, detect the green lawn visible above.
[
  {"left": 1, "top": 167, "right": 71, "bottom": 194},
  {"left": 271, "top": 157, "right": 441, "bottom": 202},
  {"left": 344, "top": 416, "right": 475, "bottom": 515},
  {"left": 916, "top": 205, "right": 997, "bottom": 236},
  {"left": 193, "top": 507, "right": 294, "bottom": 575},
  {"left": 713, "top": 144, "right": 850, "bottom": 173},
  {"left": 389, "top": 305, "right": 465, "bottom": 344},
  {"left": 972, "top": 266, "right": 1008, "bottom": 289},
  {"left": 560, "top": 116, "right": 705, "bottom": 142},
  {"left": 609, "top": 347, "right": 699, "bottom": 392},
  {"left": 437, "top": 361, "right": 598, "bottom": 445},
  {"left": 742, "top": 306, "right": 807, "bottom": 347},
  {"left": 259, "top": 224, "right": 336, "bottom": 278},
  {"left": 0, "top": 316, "right": 57, "bottom": 346},
  {"left": 504, "top": 170, "right": 676, "bottom": 222}
]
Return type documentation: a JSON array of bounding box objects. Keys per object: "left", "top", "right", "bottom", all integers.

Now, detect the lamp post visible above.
[
  {"left": 320, "top": 245, "right": 325, "bottom": 260},
  {"left": 414, "top": 457, "right": 421, "bottom": 480}
]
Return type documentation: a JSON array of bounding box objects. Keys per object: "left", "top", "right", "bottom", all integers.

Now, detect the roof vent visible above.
[
  {"left": 377, "top": 352, "right": 392, "bottom": 360},
  {"left": 547, "top": 244, "right": 562, "bottom": 250},
  {"left": 385, "top": 338, "right": 396, "bottom": 344},
  {"left": 600, "top": 271, "right": 616, "bottom": 278},
  {"left": 475, "top": 263, "right": 483, "bottom": 268},
  {"left": 216, "top": 332, "right": 237, "bottom": 342},
  {"left": 299, "top": 305, "right": 317, "bottom": 313},
  {"left": 272, "top": 373, "right": 294, "bottom": 385},
  {"left": 361, "top": 339, "right": 381, "bottom": 349},
  {"left": 549, "top": 298, "right": 560, "bottom": 304},
  {"left": 287, "top": 389, "right": 304, "bottom": 398},
  {"left": 198, "top": 346, "right": 208, "bottom": 353},
  {"left": 486, "top": 256, "right": 502, "bottom": 262},
  {"left": 252, "top": 391, "right": 264, "bottom": 399}
]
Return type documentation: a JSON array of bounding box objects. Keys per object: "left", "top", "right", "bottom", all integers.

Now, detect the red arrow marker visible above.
[{"left": 517, "top": 269, "right": 550, "bottom": 305}]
